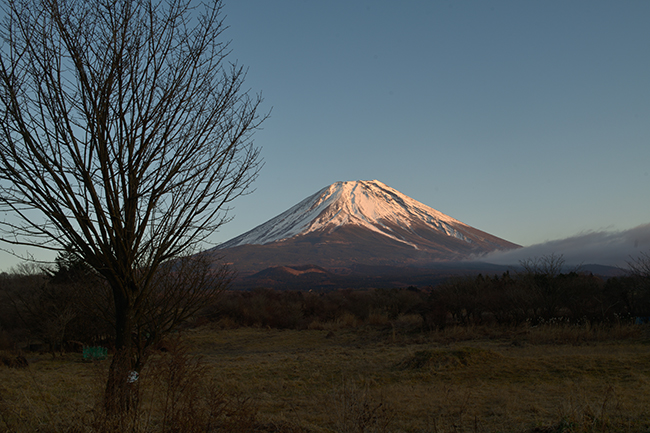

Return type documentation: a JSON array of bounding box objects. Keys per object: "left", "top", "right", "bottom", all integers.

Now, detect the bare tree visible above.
[
  {"left": 628, "top": 252, "right": 650, "bottom": 279},
  {"left": 0, "top": 0, "right": 264, "bottom": 410},
  {"left": 519, "top": 253, "right": 567, "bottom": 278},
  {"left": 626, "top": 252, "right": 650, "bottom": 319},
  {"left": 518, "top": 254, "right": 568, "bottom": 320}
]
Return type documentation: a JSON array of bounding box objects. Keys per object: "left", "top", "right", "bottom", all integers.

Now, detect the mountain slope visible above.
[{"left": 213, "top": 180, "right": 519, "bottom": 272}]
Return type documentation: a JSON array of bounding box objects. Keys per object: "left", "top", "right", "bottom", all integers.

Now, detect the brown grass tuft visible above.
[{"left": 332, "top": 381, "right": 394, "bottom": 433}]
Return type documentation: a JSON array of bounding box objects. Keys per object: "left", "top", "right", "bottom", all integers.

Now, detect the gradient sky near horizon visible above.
[{"left": 1, "top": 0, "right": 649, "bottom": 270}]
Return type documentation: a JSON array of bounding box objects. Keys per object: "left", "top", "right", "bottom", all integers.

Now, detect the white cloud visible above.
[{"left": 478, "top": 223, "right": 650, "bottom": 267}]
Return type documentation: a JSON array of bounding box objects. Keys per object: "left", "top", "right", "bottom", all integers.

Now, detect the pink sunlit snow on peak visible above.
[{"left": 219, "top": 180, "right": 472, "bottom": 249}]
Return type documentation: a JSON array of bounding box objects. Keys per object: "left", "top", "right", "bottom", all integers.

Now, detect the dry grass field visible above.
[{"left": 2, "top": 320, "right": 650, "bottom": 432}]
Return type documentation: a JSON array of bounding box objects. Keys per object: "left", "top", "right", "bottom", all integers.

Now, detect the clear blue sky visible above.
[
  {"left": 220, "top": 1, "right": 650, "bottom": 251},
  {"left": 1, "top": 0, "right": 649, "bottom": 269}
]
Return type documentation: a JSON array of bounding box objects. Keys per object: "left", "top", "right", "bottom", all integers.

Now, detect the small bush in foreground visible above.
[{"left": 332, "top": 381, "right": 394, "bottom": 433}]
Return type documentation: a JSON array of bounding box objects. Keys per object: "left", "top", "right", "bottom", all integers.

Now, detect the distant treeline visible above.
[
  {"left": 209, "top": 269, "right": 649, "bottom": 330},
  {"left": 0, "top": 261, "right": 114, "bottom": 354},
  {"left": 2, "top": 254, "right": 650, "bottom": 353}
]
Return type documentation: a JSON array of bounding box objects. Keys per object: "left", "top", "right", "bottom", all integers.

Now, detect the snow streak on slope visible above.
[{"left": 219, "top": 180, "right": 472, "bottom": 249}]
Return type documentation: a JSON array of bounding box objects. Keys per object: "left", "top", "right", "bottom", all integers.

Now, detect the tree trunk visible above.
[{"left": 104, "top": 288, "right": 138, "bottom": 414}]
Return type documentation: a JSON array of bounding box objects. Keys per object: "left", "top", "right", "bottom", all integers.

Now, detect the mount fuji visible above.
[{"left": 212, "top": 180, "right": 520, "bottom": 273}]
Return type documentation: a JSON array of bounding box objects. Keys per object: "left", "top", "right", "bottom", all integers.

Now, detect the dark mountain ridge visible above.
[{"left": 228, "top": 261, "right": 626, "bottom": 291}]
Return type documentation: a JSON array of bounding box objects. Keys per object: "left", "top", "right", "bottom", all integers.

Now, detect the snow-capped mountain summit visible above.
[
  {"left": 214, "top": 180, "right": 519, "bottom": 272},
  {"left": 222, "top": 180, "right": 471, "bottom": 248}
]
